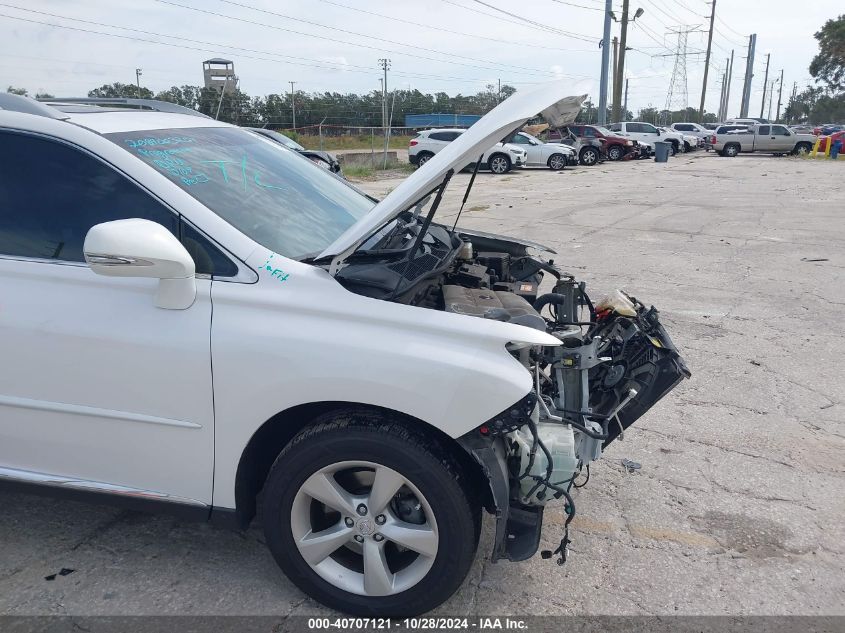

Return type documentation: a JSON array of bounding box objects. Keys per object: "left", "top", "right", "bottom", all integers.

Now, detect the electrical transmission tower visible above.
[{"left": 663, "top": 26, "right": 697, "bottom": 124}]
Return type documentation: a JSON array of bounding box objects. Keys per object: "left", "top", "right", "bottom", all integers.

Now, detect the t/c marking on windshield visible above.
[
  {"left": 198, "top": 155, "right": 287, "bottom": 192},
  {"left": 260, "top": 253, "right": 290, "bottom": 283}
]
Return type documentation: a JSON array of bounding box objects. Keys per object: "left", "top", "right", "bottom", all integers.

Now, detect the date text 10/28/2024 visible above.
[{"left": 307, "top": 617, "right": 528, "bottom": 630}]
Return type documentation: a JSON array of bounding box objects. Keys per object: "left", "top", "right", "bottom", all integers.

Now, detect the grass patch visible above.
[
  {"left": 298, "top": 135, "right": 415, "bottom": 151},
  {"left": 343, "top": 161, "right": 416, "bottom": 179}
]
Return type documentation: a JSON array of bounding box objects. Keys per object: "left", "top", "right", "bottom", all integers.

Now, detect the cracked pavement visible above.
[{"left": 1, "top": 153, "right": 843, "bottom": 616}]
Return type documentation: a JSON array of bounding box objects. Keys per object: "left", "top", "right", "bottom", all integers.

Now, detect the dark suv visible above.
[{"left": 563, "top": 124, "right": 644, "bottom": 160}]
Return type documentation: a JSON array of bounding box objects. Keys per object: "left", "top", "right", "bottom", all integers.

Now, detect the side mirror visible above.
[{"left": 84, "top": 218, "right": 196, "bottom": 310}]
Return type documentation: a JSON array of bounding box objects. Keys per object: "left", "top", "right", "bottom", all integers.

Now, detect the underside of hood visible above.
[{"left": 316, "top": 80, "right": 590, "bottom": 267}]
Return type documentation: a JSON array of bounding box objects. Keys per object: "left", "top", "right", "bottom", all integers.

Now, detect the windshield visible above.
[
  {"left": 594, "top": 126, "right": 614, "bottom": 136},
  {"left": 107, "top": 127, "right": 374, "bottom": 259},
  {"left": 258, "top": 129, "right": 306, "bottom": 151}
]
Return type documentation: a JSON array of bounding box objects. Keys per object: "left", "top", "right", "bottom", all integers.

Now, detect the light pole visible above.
[
  {"left": 597, "top": 0, "right": 613, "bottom": 125},
  {"left": 135, "top": 68, "right": 142, "bottom": 98},
  {"left": 289, "top": 81, "right": 296, "bottom": 129},
  {"left": 611, "top": 4, "right": 644, "bottom": 123}
]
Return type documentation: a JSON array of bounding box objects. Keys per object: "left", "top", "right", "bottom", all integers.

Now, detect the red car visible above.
[
  {"left": 559, "top": 124, "right": 646, "bottom": 160},
  {"left": 817, "top": 130, "right": 845, "bottom": 152}
]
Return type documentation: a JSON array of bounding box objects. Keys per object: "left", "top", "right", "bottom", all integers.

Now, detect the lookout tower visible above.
[{"left": 203, "top": 58, "right": 238, "bottom": 94}]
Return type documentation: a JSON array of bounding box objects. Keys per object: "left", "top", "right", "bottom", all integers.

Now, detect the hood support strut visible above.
[{"left": 452, "top": 153, "right": 485, "bottom": 232}]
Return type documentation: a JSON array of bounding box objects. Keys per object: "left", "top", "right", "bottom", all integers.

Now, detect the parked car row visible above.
[{"left": 407, "top": 119, "right": 714, "bottom": 174}]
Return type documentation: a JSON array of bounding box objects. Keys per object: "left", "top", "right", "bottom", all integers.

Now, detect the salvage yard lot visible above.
[{"left": 2, "top": 154, "right": 843, "bottom": 616}]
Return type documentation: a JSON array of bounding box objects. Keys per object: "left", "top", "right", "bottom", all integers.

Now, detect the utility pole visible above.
[
  {"left": 611, "top": 36, "right": 619, "bottom": 118},
  {"left": 718, "top": 59, "right": 728, "bottom": 120},
  {"left": 135, "top": 68, "right": 142, "bottom": 98},
  {"left": 289, "top": 81, "right": 296, "bottom": 128},
  {"left": 497, "top": 78, "right": 501, "bottom": 103},
  {"left": 724, "top": 50, "right": 734, "bottom": 119},
  {"left": 739, "top": 34, "right": 756, "bottom": 118},
  {"left": 612, "top": 3, "right": 644, "bottom": 123},
  {"left": 775, "top": 69, "right": 784, "bottom": 122},
  {"left": 597, "top": 0, "right": 613, "bottom": 125},
  {"left": 623, "top": 78, "right": 629, "bottom": 120},
  {"left": 611, "top": 0, "right": 628, "bottom": 124},
  {"left": 378, "top": 58, "right": 391, "bottom": 161},
  {"left": 759, "top": 52, "right": 770, "bottom": 119},
  {"left": 698, "top": 0, "right": 716, "bottom": 123},
  {"left": 767, "top": 79, "right": 776, "bottom": 121}
]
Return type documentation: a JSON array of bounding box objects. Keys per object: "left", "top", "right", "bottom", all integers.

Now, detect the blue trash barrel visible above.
[
  {"left": 831, "top": 140, "right": 842, "bottom": 160},
  {"left": 654, "top": 141, "right": 671, "bottom": 163}
]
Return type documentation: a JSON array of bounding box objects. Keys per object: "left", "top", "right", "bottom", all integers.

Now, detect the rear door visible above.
[
  {"left": 755, "top": 125, "right": 772, "bottom": 150},
  {"left": 0, "top": 129, "right": 216, "bottom": 505},
  {"left": 426, "top": 131, "right": 461, "bottom": 154}
]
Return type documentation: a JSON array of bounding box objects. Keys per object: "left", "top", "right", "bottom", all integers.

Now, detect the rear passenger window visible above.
[
  {"left": 0, "top": 131, "right": 177, "bottom": 262},
  {"left": 429, "top": 131, "right": 461, "bottom": 142}
]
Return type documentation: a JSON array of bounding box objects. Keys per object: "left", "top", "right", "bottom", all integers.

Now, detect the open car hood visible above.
[{"left": 316, "top": 80, "right": 589, "bottom": 267}]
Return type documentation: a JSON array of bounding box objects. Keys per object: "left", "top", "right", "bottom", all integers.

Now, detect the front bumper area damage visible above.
[{"left": 460, "top": 275, "right": 690, "bottom": 566}]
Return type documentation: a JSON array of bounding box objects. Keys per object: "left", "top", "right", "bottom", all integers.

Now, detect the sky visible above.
[{"left": 1, "top": 0, "right": 841, "bottom": 120}]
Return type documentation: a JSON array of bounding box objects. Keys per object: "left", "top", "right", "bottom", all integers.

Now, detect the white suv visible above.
[
  {"left": 609, "top": 121, "right": 685, "bottom": 155},
  {"left": 408, "top": 128, "right": 526, "bottom": 173},
  {"left": 0, "top": 89, "right": 688, "bottom": 616}
]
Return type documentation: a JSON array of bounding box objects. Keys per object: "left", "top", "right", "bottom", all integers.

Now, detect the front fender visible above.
[{"left": 210, "top": 252, "right": 559, "bottom": 508}]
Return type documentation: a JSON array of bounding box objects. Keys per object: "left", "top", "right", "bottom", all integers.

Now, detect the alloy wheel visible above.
[
  {"left": 548, "top": 154, "right": 566, "bottom": 170},
  {"left": 290, "top": 461, "right": 439, "bottom": 597},
  {"left": 489, "top": 156, "right": 509, "bottom": 174}
]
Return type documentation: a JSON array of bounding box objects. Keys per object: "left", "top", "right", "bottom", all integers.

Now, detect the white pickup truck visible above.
[{"left": 713, "top": 123, "right": 816, "bottom": 157}]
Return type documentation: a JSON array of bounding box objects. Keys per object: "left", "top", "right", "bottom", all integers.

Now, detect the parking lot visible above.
[{"left": 2, "top": 153, "right": 843, "bottom": 617}]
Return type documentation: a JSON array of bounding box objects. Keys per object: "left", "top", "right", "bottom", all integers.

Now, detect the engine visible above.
[{"left": 337, "top": 223, "right": 690, "bottom": 564}]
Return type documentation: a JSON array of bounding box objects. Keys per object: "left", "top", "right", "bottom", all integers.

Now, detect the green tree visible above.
[
  {"left": 809, "top": 14, "right": 845, "bottom": 91},
  {"left": 88, "top": 82, "right": 154, "bottom": 99},
  {"left": 6, "top": 86, "right": 27, "bottom": 96}
]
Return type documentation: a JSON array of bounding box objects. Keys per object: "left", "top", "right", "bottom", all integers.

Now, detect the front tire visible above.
[
  {"left": 488, "top": 153, "right": 511, "bottom": 174},
  {"left": 262, "top": 413, "right": 478, "bottom": 616},
  {"left": 607, "top": 145, "right": 624, "bottom": 161},
  {"left": 547, "top": 153, "right": 567, "bottom": 170}
]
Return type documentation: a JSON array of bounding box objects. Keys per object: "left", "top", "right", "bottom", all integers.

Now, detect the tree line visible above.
[{"left": 784, "top": 14, "right": 845, "bottom": 124}]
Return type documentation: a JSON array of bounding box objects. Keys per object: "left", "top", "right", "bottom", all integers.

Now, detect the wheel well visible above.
[
  {"left": 488, "top": 152, "right": 510, "bottom": 163},
  {"left": 232, "top": 402, "right": 489, "bottom": 529}
]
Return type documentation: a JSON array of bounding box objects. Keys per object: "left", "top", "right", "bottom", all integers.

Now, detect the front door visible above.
[
  {"left": 0, "top": 130, "right": 215, "bottom": 505},
  {"left": 769, "top": 125, "right": 794, "bottom": 152}
]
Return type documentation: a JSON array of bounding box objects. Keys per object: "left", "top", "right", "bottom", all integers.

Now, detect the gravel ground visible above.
[{"left": 2, "top": 152, "right": 843, "bottom": 618}]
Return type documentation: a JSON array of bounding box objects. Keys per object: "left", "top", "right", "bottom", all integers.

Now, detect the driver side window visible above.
[
  {"left": 0, "top": 131, "right": 236, "bottom": 277},
  {"left": 0, "top": 131, "right": 178, "bottom": 263}
]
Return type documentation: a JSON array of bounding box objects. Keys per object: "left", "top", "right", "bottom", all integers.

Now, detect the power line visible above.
[
  {"left": 441, "top": 0, "right": 596, "bottom": 42},
  {"left": 548, "top": 0, "right": 604, "bottom": 11},
  {"left": 158, "top": 0, "right": 565, "bottom": 78},
  {"left": 0, "top": 10, "right": 543, "bottom": 86},
  {"left": 315, "top": 0, "right": 596, "bottom": 52},
  {"left": 714, "top": 13, "right": 747, "bottom": 38}
]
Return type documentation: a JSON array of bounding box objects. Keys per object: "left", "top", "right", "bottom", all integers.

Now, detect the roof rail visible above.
[
  {"left": 37, "top": 97, "right": 211, "bottom": 119},
  {"left": 0, "top": 93, "right": 69, "bottom": 119}
]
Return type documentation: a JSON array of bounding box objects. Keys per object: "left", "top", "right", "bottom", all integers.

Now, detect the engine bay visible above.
[{"left": 336, "top": 207, "right": 690, "bottom": 565}]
